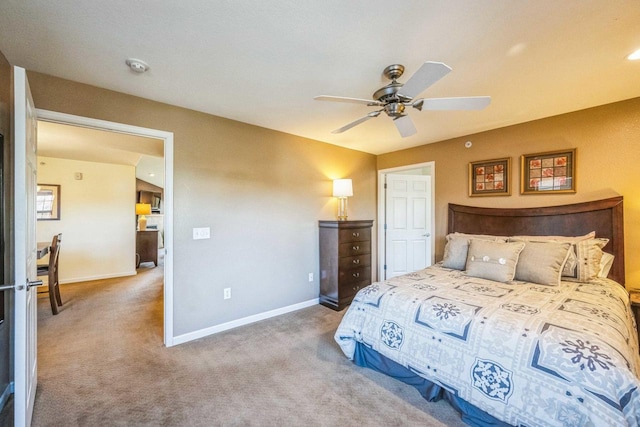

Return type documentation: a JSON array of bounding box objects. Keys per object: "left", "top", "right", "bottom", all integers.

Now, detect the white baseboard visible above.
[
  {"left": 172, "top": 298, "right": 320, "bottom": 346},
  {"left": 60, "top": 270, "right": 137, "bottom": 285},
  {"left": 0, "top": 382, "right": 12, "bottom": 411}
]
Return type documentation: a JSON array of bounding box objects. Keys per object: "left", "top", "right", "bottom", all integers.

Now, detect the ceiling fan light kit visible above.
[{"left": 315, "top": 61, "right": 491, "bottom": 138}]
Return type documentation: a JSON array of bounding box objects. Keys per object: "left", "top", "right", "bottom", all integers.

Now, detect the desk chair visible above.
[{"left": 37, "top": 233, "right": 63, "bottom": 315}]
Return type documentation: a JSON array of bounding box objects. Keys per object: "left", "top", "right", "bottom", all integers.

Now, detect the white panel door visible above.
[
  {"left": 13, "top": 66, "right": 39, "bottom": 427},
  {"left": 384, "top": 174, "right": 432, "bottom": 279}
]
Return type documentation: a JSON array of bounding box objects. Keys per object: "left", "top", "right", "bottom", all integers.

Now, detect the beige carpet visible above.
[{"left": 32, "top": 262, "right": 465, "bottom": 426}]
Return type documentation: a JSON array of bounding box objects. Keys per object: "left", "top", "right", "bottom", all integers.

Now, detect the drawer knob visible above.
[
  {"left": 352, "top": 259, "right": 360, "bottom": 264},
  {"left": 352, "top": 272, "right": 360, "bottom": 278},
  {"left": 352, "top": 232, "right": 360, "bottom": 237},
  {"left": 352, "top": 285, "right": 360, "bottom": 291},
  {"left": 352, "top": 245, "right": 360, "bottom": 251}
]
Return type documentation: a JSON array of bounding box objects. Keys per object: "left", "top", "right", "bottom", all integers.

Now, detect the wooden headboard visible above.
[{"left": 448, "top": 197, "right": 625, "bottom": 285}]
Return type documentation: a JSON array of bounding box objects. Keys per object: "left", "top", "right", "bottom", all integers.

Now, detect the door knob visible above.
[
  {"left": 0, "top": 279, "right": 44, "bottom": 291},
  {"left": 27, "top": 279, "right": 44, "bottom": 289}
]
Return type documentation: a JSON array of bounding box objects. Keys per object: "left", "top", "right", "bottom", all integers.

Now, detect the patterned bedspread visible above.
[{"left": 335, "top": 265, "right": 640, "bottom": 426}]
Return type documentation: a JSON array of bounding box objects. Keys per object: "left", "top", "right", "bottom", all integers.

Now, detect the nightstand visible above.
[
  {"left": 136, "top": 230, "right": 158, "bottom": 267},
  {"left": 629, "top": 292, "right": 640, "bottom": 350}
]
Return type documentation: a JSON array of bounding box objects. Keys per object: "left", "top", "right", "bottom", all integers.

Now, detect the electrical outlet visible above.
[
  {"left": 193, "top": 227, "right": 211, "bottom": 240},
  {"left": 308, "top": 273, "right": 314, "bottom": 282},
  {"left": 224, "top": 288, "right": 231, "bottom": 300}
]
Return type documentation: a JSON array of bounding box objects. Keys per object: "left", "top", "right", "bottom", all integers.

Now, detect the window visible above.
[{"left": 36, "top": 184, "right": 60, "bottom": 220}]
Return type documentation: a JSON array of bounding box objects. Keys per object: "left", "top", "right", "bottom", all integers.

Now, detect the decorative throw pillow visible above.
[
  {"left": 514, "top": 241, "right": 572, "bottom": 286},
  {"left": 442, "top": 233, "right": 507, "bottom": 271},
  {"left": 509, "top": 232, "right": 595, "bottom": 278},
  {"left": 465, "top": 239, "right": 525, "bottom": 283}
]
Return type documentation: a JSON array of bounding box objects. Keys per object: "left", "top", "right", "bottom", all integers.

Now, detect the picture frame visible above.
[
  {"left": 520, "top": 149, "right": 576, "bottom": 194},
  {"left": 468, "top": 157, "right": 511, "bottom": 197},
  {"left": 37, "top": 184, "right": 61, "bottom": 220}
]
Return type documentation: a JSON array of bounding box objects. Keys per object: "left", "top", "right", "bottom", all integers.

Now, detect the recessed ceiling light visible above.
[
  {"left": 149, "top": 173, "right": 155, "bottom": 177},
  {"left": 126, "top": 58, "right": 150, "bottom": 73},
  {"left": 628, "top": 49, "right": 640, "bottom": 60}
]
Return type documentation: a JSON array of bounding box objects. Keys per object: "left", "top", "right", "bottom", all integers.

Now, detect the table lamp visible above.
[
  {"left": 333, "top": 179, "right": 353, "bottom": 221},
  {"left": 136, "top": 203, "right": 151, "bottom": 231}
]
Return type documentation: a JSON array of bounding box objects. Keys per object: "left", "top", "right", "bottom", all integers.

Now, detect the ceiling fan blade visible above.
[
  {"left": 314, "top": 95, "right": 382, "bottom": 106},
  {"left": 393, "top": 115, "right": 417, "bottom": 138},
  {"left": 398, "top": 62, "right": 452, "bottom": 99},
  {"left": 414, "top": 96, "right": 491, "bottom": 111},
  {"left": 331, "top": 110, "right": 382, "bottom": 134}
]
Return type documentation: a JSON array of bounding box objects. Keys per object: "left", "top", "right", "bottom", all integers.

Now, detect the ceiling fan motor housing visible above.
[
  {"left": 373, "top": 82, "right": 404, "bottom": 104},
  {"left": 374, "top": 64, "right": 414, "bottom": 116}
]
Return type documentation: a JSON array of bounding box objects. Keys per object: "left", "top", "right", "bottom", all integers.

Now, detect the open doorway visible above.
[
  {"left": 377, "top": 161, "right": 435, "bottom": 280},
  {"left": 35, "top": 110, "right": 174, "bottom": 346}
]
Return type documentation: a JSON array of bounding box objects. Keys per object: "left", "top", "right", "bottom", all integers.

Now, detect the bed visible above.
[{"left": 335, "top": 197, "right": 640, "bottom": 426}]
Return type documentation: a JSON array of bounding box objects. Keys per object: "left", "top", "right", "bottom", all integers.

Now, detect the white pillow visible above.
[
  {"left": 598, "top": 252, "right": 615, "bottom": 278},
  {"left": 571, "top": 238, "right": 609, "bottom": 282}
]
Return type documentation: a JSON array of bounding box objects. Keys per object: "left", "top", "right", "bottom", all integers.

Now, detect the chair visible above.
[{"left": 37, "top": 233, "right": 63, "bottom": 315}]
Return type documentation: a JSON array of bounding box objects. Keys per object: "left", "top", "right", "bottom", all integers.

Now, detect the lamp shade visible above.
[
  {"left": 135, "top": 203, "right": 151, "bottom": 216},
  {"left": 333, "top": 179, "right": 353, "bottom": 197}
]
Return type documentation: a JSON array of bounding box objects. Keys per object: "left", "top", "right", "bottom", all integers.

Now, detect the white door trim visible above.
[
  {"left": 377, "top": 161, "right": 435, "bottom": 280},
  {"left": 35, "top": 109, "right": 176, "bottom": 347}
]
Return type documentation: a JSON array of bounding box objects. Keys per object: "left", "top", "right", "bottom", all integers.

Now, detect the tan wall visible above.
[
  {"left": 378, "top": 97, "right": 640, "bottom": 289},
  {"left": 27, "top": 71, "right": 378, "bottom": 337}
]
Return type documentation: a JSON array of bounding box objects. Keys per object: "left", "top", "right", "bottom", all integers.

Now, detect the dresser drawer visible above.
[
  {"left": 339, "top": 240, "right": 371, "bottom": 257},
  {"left": 338, "top": 266, "right": 371, "bottom": 285},
  {"left": 338, "top": 227, "right": 371, "bottom": 243},
  {"left": 339, "top": 254, "right": 371, "bottom": 271},
  {"left": 340, "top": 279, "right": 371, "bottom": 299}
]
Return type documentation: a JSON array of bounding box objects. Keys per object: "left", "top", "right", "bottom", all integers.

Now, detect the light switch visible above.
[
  {"left": 193, "top": 227, "right": 210, "bottom": 240},
  {"left": 74, "top": 172, "right": 83, "bottom": 180}
]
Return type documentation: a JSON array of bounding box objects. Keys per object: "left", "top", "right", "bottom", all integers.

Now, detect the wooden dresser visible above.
[
  {"left": 319, "top": 220, "right": 373, "bottom": 310},
  {"left": 136, "top": 230, "right": 158, "bottom": 267}
]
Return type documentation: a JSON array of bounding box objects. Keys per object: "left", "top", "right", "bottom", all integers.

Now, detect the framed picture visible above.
[
  {"left": 37, "top": 184, "right": 61, "bottom": 220},
  {"left": 520, "top": 149, "right": 576, "bottom": 194},
  {"left": 468, "top": 157, "right": 511, "bottom": 197}
]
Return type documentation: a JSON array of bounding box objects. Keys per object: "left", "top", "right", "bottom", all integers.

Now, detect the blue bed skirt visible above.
[{"left": 352, "top": 342, "right": 511, "bottom": 427}]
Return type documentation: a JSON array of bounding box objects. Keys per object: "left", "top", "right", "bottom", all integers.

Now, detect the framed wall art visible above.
[
  {"left": 520, "top": 149, "right": 576, "bottom": 194},
  {"left": 468, "top": 157, "right": 511, "bottom": 197}
]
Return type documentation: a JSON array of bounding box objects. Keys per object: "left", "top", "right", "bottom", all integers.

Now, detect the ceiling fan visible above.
[{"left": 314, "top": 61, "right": 491, "bottom": 138}]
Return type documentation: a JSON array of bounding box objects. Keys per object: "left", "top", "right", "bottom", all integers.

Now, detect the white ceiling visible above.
[
  {"left": 38, "top": 121, "right": 165, "bottom": 188},
  {"left": 1, "top": 1, "right": 639, "bottom": 155}
]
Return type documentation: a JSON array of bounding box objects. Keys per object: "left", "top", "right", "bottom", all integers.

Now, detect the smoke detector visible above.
[{"left": 126, "top": 58, "right": 149, "bottom": 73}]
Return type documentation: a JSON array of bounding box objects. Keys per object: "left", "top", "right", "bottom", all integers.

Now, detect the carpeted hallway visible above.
[{"left": 33, "top": 260, "right": 465, "bottom": 426}]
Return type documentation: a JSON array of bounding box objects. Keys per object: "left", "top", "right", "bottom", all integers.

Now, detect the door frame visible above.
[
  {"left": 377, "top": 161, "right": 435, "bottom": 280},
  {"left": 35, "top": 109, "right": 176, "bottom": 347}
]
